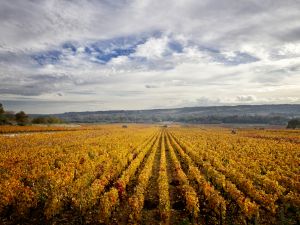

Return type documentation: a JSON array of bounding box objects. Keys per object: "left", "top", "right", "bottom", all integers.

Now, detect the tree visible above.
[
  {"left": 32, "top": 116, "right": 64, "bottom": 124},
  {"left": 287, "top": 118, "right": 300, "bottom": 129},
  {"left": 15, "top": 111, "right": 29, "bottom": 126},
  {"left": 47, "top": 116, "right": 64, "bottom": 124},
  {"left": 0, "top": 103, "right": 8, "bottom": 125},
  {"left": 31, "top": 117, "right": 47, "bottom": 124},
  {"left": 0, "top": 103, "right": 4, "bottom": 114}
]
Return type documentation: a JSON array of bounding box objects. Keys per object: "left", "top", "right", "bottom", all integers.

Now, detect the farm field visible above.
[{"left": 0, "top": 125, "right": 299, "bottom": 225}]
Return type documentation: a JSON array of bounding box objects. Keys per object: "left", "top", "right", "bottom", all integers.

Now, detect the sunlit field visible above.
[{"left": 0, "top": 124, "right": 299, "bottom": 225}]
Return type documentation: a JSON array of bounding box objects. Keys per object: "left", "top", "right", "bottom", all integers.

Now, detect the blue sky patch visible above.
[
  {"left": 168, "top": 41, "right": 183, "bottom": 53},
  {"left": 62, "top": 42, "right": 77, "bottom": 53},
  {"left": 31, "top": 35, "right": 151, "bottom": 66},
  {"left": 31, "top": 50, "right": 62, "bottom": 65},
  {"left": 95, "top": 48, "right": 136, "bottom": 63},
  {"left": 31, "top": 33, "right": 258, "bottom": 67}
]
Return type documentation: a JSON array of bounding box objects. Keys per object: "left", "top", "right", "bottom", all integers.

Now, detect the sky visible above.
[{"left": 0, "top": 0, "right": 300, "bottom": 114}]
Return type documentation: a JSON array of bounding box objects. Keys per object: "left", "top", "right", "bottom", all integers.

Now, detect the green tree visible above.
[
  {"left": 47, "top": 116, "right": 63, "bottom": 124},
  {"left": 31, "top": 117, "right": 47, "bottom": 124},
  {"left": 0, "top": 103, "right": 8, "bottom": 125},
  {"left": 287, "top": 118, "right": 300, "bottom": 129},
  {"left": 15, "top": 111, "right": 29, "bottom": 126},
  {"left": 0, "top": 103, "right": 4, "bottom": 114},
  {"left": 32, "top": 116, "right": 64, "bottom": 124}
]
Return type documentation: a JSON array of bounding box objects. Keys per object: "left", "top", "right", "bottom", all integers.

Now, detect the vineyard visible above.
[{"left": 0, "top": 125, "right": 299, "bottom": 225}]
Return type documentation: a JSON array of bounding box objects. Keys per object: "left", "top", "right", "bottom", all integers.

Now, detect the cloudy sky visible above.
[{"left": 1, "top": 0, "right": 300, "bottom": 113}]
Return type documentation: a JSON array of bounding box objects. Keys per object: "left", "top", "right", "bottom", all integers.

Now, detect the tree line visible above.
[
  {"left": 1, "top": 102, "right": 299, "bottom": 128},
  {"left": 0, "top": 103, "right": 64, "bottom": 126},
  {"left": 59, "top": 112, "right": 300, "bottom": 128}
]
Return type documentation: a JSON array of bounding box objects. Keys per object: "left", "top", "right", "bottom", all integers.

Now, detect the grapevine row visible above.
[
  {"left": 168, "top": 131, "right": 259, "bottom": 220},
  {"left": 165, "top": 132, "right": 200, "bottom": 222},
  {"left": 68, "top": 131, "right": 159, "bottom": 215},
  {"left": 98, "top": 131, "right": 161, "bottom": 223},
  {"left": 0, "top": 126, "right": 158, "bottom": 219},
  {"left": 171, "top": 129, "right": 299, "bottom": 193},
  {"left": 128, "top": 132, "right": 160, "bottom": 223},
  {"left": 167, "top": 131, "right": 226, "bottom": 221},
  {"left": 157, "top": 130, "right": 171, "bottom": 224}
]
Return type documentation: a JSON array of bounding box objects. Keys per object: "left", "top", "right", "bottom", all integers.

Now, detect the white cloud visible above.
[
  {"left": 236, "top": 95, "right": 256, "bottom": 102},
  {"left": 278, "top": 43, "right": 300, "bottom": 57},
  {"left": 134, "top": 37, "right": 169, "bottom": 59}
]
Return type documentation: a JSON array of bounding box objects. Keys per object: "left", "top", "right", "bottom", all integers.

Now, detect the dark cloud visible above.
[{"left": 0, "top": 74, "right": 72, "bottom": 96}]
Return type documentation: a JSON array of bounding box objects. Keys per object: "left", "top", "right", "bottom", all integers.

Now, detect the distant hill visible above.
[{"left": 33, "top": 104, "right": 300, "bottom": 125}]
